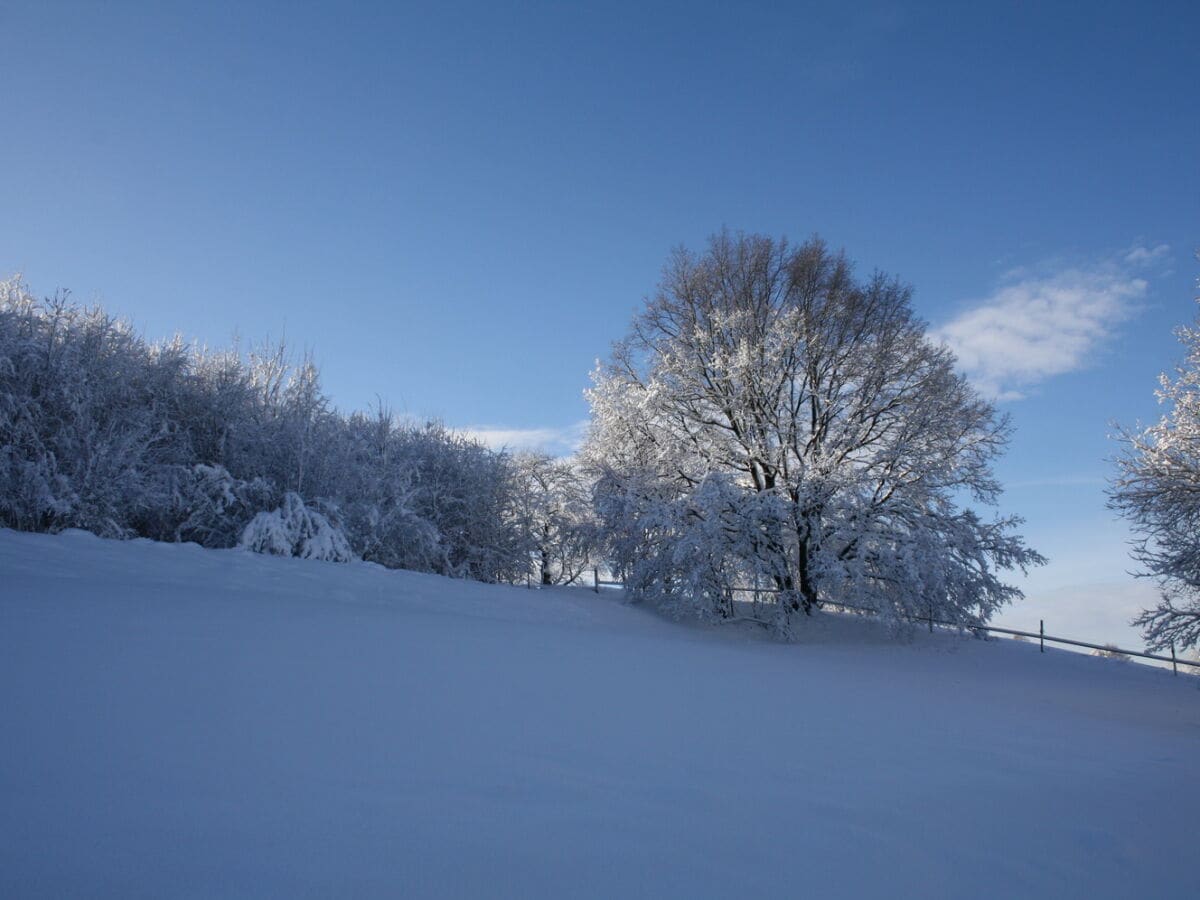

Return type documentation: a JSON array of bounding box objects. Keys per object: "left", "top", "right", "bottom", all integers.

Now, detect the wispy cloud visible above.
[
  {"left": 460, "top": 420, "right": 589, "bottom": 456},
  {"left": 1122, "top": 242, "right": 1170, "bottom": 267},
  {"left": 933, "top": 243, "right": 1170, "bottom": 400}
]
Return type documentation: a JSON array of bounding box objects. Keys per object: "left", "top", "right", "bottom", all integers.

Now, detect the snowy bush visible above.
[
  {"left": 0, "top": 278, "right": 534, "bottom": 584},
  {"left": 239, "top": 493, "right": 355, "bottom": 562},
  {"left": 138, "top": 464, "right": 273, "bottom": 548},
  {"left": 0, "top": 280, "right": 163, "bottom": 536}
]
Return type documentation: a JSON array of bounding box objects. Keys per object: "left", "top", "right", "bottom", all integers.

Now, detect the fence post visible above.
[
  {"left": 928, "top": 602, "right": 933, "bottom": 633},
  {"left": 594, "top": 567, "right": 600, "bottom": 593},
  {"left": 1172, "top": 642, "right": 1178, "bottom": 675},
  {"left": 1040, "top": 619, "right": 1044, "bottom": 653}
]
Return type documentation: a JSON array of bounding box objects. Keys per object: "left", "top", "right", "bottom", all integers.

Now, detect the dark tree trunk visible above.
[
  {"left": 540, "top": 525, "right": 552, "bottom": 585},
  {"left": 796, "top": 539, "right": 818, "bottom": 614}
]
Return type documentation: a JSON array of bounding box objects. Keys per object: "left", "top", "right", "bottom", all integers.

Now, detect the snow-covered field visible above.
[{"left": 2, "top": 530, "right": 1197, "bottom": 898}]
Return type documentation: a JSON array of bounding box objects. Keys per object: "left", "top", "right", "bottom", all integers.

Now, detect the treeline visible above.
[{"left": 0, "top": 279, "right": 596, "bottom": 584}]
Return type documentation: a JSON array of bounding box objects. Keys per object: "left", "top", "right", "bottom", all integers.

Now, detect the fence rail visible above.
[{"left": 587, "top": 569, "right": 1199, "bottom": 675}]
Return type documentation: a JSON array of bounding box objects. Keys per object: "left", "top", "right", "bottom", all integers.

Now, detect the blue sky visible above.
[{"left": 2, "top": 1, "right": 1197, "bottom": 646}]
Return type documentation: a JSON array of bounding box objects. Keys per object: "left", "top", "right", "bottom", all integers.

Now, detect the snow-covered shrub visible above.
[
  {"left": 391, "top": 423, "right": 529, "bottom": 583},
  {"left": 239, "top": 492, "right": 355, "bottom": 562},
  {"left": 0, "top": 278, "right": 532, "bottom": 585},
  {"left": 0, "top": 280, "right": 161, "bottom": 536},
  {"left": 134, "top": 464, "right": 273, "bottom": 548},
  {"left": 0, "top": 446, "right": 75, "bottom": 533},
  {"left": 336, "top": 408, "right": 445, "bottom": 572}
]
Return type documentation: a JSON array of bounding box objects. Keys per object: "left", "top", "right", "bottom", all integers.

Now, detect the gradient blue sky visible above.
[{"left": 2, "top": 1, "right": 1197, "bottom": 645}]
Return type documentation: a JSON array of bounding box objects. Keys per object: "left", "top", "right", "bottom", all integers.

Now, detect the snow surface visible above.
[{"left": 2, "top": 529, "right": 1197, "bottom": 898}]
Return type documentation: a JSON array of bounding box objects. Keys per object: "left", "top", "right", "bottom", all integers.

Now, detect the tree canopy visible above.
[
  {"left": 585, "top": 231, "right": 1043, "bottom": 635},
  {"left": 1111, "top": 280, "right": 1200, "bottom": 651}
]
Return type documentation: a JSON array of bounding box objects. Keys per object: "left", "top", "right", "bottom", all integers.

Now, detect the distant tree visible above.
[
  {"left": 585, "top": 231, "right": 1044, "bottom": 635},
  {"left": 1110, "top": 263, "right": 1200, "bottom": 651},
  {"left": 514, "top": 452, "right": 599, "bottom": 585}
]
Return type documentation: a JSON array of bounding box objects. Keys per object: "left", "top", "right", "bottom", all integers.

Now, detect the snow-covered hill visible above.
[{"left": 2, "top": 530, "right": 1197, "bottom": 898}]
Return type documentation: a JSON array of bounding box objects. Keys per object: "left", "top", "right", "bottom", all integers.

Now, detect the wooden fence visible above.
[{"left": 587, "top": 568, "right": 1200, "bottom": 676}]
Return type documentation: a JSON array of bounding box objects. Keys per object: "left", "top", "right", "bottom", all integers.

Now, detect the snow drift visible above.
[{"left": 2, "top": 529, "right": 1197, "bottom": 898}]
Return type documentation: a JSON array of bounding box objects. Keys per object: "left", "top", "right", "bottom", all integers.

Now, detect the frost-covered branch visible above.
[{"left": 1110, "top": 264, "right": 1200, "bottom": 651}]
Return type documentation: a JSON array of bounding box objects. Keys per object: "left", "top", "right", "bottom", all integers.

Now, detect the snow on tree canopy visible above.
[
  {"left": 584, "top": 231, "right": 1045, "bottom": 636},
  {"left": 0, "top": 278, "right": 535, "bottom": 584},
  {"left": 1111, "top": 275, "right": 1200, "bottom": 652}
]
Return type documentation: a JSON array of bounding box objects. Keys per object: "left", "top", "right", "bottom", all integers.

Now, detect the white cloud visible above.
[
  {"left": 459, "top": 420, "right": 588, "bottom": 456},
  {"left": 1123, "top": 242, "right": 1170, "bottom": 267},
  {"left": 933, "top": 245, "right": 1169, "bottom": 400}
]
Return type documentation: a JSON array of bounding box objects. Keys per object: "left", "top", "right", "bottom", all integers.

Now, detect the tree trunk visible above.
[{"left": 796, "top": 538, "right": 818, "bottom": 614}]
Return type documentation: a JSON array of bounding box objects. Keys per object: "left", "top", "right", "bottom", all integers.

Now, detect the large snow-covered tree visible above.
[
  {"left": 1110, "top": 282, "right": 1200, "bottom": 651},
  {"left": 585, "top": 232, "right": 1043, "bottom": 635}
]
